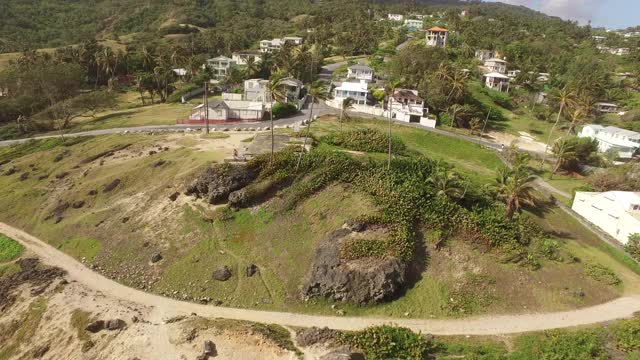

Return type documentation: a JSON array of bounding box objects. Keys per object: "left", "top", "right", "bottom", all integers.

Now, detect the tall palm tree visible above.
[
  {"left": 540, "top": 86, "right": 575, "bottom": 170},
  {"left": 446, "top": 103, "right": 464, "bottom": 128},
  {"left": 339, "top": 97, "right": 355, "bottom": 131},
  {"left": 494, "top": 166, "right": 536, "bottom": 220},
  {"left": 385, "top": 79, "right": 403, "bottom": 170},
  {"left": 296, "top": 80, "right": 331, "bottom": 171},
  {"left": 551, "top": 138, "right": 578, "bottom": 176},
  {"left": 266, "top": 76, "right": 286, "bottom": 162},
  {"left": 244, "top": 57, "right": 260, "bottom": 79}
]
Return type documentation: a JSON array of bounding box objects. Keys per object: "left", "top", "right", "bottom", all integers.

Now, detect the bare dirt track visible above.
[{"left": 2, "top": 221, "right": 640, "bottom": 336}]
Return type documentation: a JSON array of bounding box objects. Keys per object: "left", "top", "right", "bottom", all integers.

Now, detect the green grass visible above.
[
  {"left": 0, "top": 262, "right": 20, "bottom": 278},
  {"left": 0, "top": 234, "right": 23, "bottom": 262},
  {"left": 511, "top": 329, "right": 606, "bottom": 360},
  {"left": 70, "top": 309, "right": 93, "bottom": 342},
  {"left": 55, "top": 237, "right": 102, "bottom": 261}
]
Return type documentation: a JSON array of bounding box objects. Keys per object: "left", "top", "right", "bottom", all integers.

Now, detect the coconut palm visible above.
[
  {"left": 428, "top": 164, "right": 467, "bottom": 201},
  {"left": 540, "top": 86, "right": 576, "bottom": 170},
  {"left": 244, "top": 57, "right": 260, "bottom": 79},
  {"left": 296, "top": 80, "right": 331, "bottom": 171},
  {"left": 494, "top": 166, "right": 537, "bottom": 220},
  {"left": 266, "top": 76, "right": 287, "bottom": 162},
  {"left": 339, "top": 97, "right": 355, "bottom": 131},
  {"left": 551, "top": 138, "right": 578, "bottom": 176}
]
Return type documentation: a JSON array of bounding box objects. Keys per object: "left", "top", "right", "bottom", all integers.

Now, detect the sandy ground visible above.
[
  {"left": 2, "top": 221, "right": 640, "bottom": 338},
  {"left": 486, "top": 130, "right": 548, "bottom": 154}
]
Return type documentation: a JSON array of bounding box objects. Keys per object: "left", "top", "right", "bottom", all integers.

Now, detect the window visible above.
[{"left": 633, "top": 204, "right": 640, "bottom": 211}]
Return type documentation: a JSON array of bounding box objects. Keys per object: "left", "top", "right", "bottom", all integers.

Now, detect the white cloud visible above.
[{"left": 493, "top": 0, "right": 600, "bottom": 24}]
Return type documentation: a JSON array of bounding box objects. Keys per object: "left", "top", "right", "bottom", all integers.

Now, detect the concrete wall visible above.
[{"left": 572, "top": 192, "right": 640, "bottom": 244}]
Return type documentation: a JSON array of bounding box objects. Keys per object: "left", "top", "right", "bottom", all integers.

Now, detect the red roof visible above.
[{"left": 428, "top": 26, "right": 448, "bottom": 32}]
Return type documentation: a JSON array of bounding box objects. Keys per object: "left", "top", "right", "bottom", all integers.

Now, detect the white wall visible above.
[{"left": 572, "top": 192, "right": 640, "bottom": 244}]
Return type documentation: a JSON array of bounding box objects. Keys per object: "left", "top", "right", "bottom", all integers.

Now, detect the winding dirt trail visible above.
[{"left": 3, "top": 221, "right": 640, "bottom": 336}]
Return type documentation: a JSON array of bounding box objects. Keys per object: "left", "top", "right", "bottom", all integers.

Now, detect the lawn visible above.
[{"left": 0, "top": 234, "right": 23, "bottom": 262}]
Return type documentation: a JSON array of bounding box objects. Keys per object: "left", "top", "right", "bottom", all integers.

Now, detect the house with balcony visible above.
[
  {"left": 483, "top": 72, "right": 510, "bottom": 92},
  {"left": 572, "top": 191, "right": 640, "bottom": 245},
  {"left": 333, "top": 80, "right": 369, "bottom": 105},
  {"left": 475, "top": 49, "right": 496, "bottom": 61},
  {"left": 484, "top": 58, "right": 507, "bottom": 74},
  {"left": 244, "top": 79, "right": 270, "bottom": 102},
  {"left": 182, "top": 99, "right": 265, "bottom": 124},
  {"left": 595, "top": 102, "right": 619, "bottom": 114},
  {"left": 259, "top": 37, "right": 303, "bottom": 53},
  {"left": 206, "top": 56, "right": 236, "bottom": 80},
  {"left": 388, "top": 14, "right": 404, "bottom": 21},
  {"left": 426, "top": 27, "right": 448, "bottom": 48},
  {"left": 404, "top": 19, "right": 423, "bottom": 31},
  {"left": 347, "top": 64, "right": 374, "bottom": 82},
  {"left": 386, "top": 89, "right": 436, "bottom": 128},
  {"left": 579, "top": 125, "right": 640, "bottom": 159},
  {"left": 232, "top": 51, "right": 263, "bottom": 65}
]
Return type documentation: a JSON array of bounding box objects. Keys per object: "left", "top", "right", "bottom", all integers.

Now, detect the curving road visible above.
[{"left": 3, "top": 221, "right": 640, "bottom": 336}]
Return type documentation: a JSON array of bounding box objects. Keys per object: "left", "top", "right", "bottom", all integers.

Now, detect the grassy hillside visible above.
[{"left": 0, "top": 117, "right": 637, "bottom": 318}]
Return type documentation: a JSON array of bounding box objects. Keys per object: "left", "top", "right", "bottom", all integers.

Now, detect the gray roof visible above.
[
  {"left": 280, "top": 77, "right": 303, "bottom": 87},
  {"left": 348, "top": 64, "right": 373, "bottom": 71}
]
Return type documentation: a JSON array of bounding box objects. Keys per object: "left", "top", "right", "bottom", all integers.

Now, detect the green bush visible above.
[
  {"left": 271, "top": 102, "right": 298, "bottom": 119},
  {"left": 584, "top": 262, "right": 621, "bottom": 286},
  {"left": 0, "top": 234, "right": 23, "bottom": 262},
  {"left": 626, "top": 234, "right": 640, "bottom": 262},
  {"left": 322, "top": 128, "right": 407, "bottom": 155},
  {"left": 615, "top": 316, "right": 640, "bottom": 352},
  {"left": 340, "top": 326, "right": 434, "bottom": 360},
  {"left": 512, "top": 330, "right": 606, "bottom": 360}
]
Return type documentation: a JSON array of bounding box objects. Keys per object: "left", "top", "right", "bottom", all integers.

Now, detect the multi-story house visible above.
[
  {"left": 484, "top": 58, "right": 507, "bottom": 74},
  {"left": 206, "top": 56, "right": 236, "bottom": 80},
  {"left": 347, "top": 64, "right": 375, "bottom": 82},
  {"left": 579, "top": 125, "right": 640, "bottom": 159},
  {"left": 425, "top": 27, "right": 448, "bottom": 48}
]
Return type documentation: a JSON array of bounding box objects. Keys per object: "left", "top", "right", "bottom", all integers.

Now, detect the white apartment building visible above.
[
  {"left": 206, "top": 56, "right": 237, "bottom": 79},
  {"left": 232, "top": 51, "right": 263, "bottom": 65},
  {"left": 484, "top": 58, "right": 507, "bottom": 74},
  {"left": 404, "top": 19, "right": 423, "bottom": 30},
  {"left": 475, "top": 49, "right": 496, "bottom": 61},
  {"left": 259, "top": 37, "right": 303, "bottom": 53},
  {"left": 572, "top": 191, "right": 640, "bottom": 245},
  {"left": 244, "top": 79, "right": 270, "bottom": 102},
  {"left": 579, "top": 125, "right": 640, "bottom": 159},
  {"left": 388, "top": 14, "right": 404, "bottom": 21},
  {"left": 386, "top": 89, "right": 436, "bottom": 128},
  {"left": 483, "top": 72, "right": 510, "bottom": 92},
  {"left": 426, "top": 27, "right": 448, "bottom": 48}
]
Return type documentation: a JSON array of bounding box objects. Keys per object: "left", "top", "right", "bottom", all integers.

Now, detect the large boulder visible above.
[
  {"left": 213, "top": 266, "right": 232, "bottom": 281},
  {"left": 296, "top": 327, "right": 338, "bottom": 347},
  {"left": 186, "top": 164, "right": 256, "bottom": 204},
  {"left": 320, "top": 346, "right": 365, "bottom": 360},
  {"left": 302, "top": 229, "right": 406, "bottom": 305}
]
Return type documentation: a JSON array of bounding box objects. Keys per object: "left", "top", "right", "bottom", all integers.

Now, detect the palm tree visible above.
[
  {"left": 244, "top": 57, "right": 260, "bottom": 79},
  {"left": 551, "top": 138, "right": 578, "bottom": 176},
  {"left": 540, "top": 86, "right": 575, "bottom": 170},
  {"left": 339, "top": 97, "right": 355, "bottom": 131},
  {"left": 266, "top": 76, "right": 286, "bottom": 162},
  {"left": 494, "top": 166, "right": 537, "bottom": 220},
  {"left": 385, "top": 79, "right": 403, "bottom": 170},
  {"left": 428, "top": 164, "right": 466, "bottom": 201},
  {"left": 469, "top": 117, "right": 482, "bottom": 135},
  {"left": 296, "top": 80, "right": 331, "bottom": 171},
  {"left": 446, "top": 104, "right": 464, "bottom": 128}
]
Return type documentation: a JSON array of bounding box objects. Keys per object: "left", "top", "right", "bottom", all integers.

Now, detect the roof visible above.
[
  {"left": 485, "top": 58, "right": 506, "bottom": 63},
  {"left": 193, "top": 98, "right": 225, "bottom": 110},
  {"left": 348, "top": 64, "right": 373, "bottom": 71},
  {"left": 335, "top": 81, "right": 368, "bottom": 92},
  {"left": 483, "top": 72, "right": 510, "bottom": 79},
  {"left": 208, "top": 56, "right": 233, "bottom": 62},
  {"left": 280, "top": 77, "right": 303, "bottom": 87},
  {"left": 577, "top": 191, "right": 640, "bottom": 213},
  {"left": 584, "top": 124, "right": 640, "bottom": 139},
  {"left": 393, "top": 89, "right": 422, "bottom": 101},
  {"left": 233, "top": 50, "right": 262, "bottom": 55},
  {"left": 595, "top": 102, "right": 618, "bottom": 107},
  {"left": 223, "top": 100, "right": 264, "bottom": 111},
  {"left": 428, "top": 26, "right": 448, "bottom": 32}
]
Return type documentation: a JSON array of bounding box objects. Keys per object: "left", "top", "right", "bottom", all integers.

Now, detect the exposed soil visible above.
[{"left": 0, "top": 258, "right": 65, "bottom": 311}]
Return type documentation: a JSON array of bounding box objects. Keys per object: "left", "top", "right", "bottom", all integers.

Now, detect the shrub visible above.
[
  {"left": 584, "top": 262, "right": 621, "bottom": 286},
  {"left": 322, "top": 128, "right": 407, "bottom": 155},
  {"left": 512, "top": 330, "right": 606, "bottom": 360},
  {"left": 625, "top": 234, "right": 640, "bottom": 262},
  {"left": 615, "top": 316, "right": 640, "bottom": 352},
  {"left": 340, "top": 326, "right": 434, "bottom": 360},
  {"left": 0, "top": 234, "right": 23, "bottom": 262},
  {"left": 271, "top": 102, "right": 298, "bottom": 119}
]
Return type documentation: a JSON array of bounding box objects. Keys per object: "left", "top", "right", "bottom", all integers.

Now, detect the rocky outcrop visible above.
[
  {"left": 302, "top": 229, "right": 406, "bottom": 305},
  {"left": 246, "top": 264, "right": 258, "bottom": 277},
  {"left": 103, "top": 179, "right": 121, "bottom": 193},
  {"left": 213, "top": 266, "right": 232, "bottom": 281},
  {"left": 296, "top": 327, "right": 338, "bottom": 347},
  {"left": 85, "top": 319, "right": 126, "bottom": 333},
  {"left": 0, "top": 259, "right": 66, "bottom": 311},
  {"left": 320, "top": 346, "right": 365, "bottom": 360},
  {"left": 186, "top": 164, "right": 256, "bottom": 204}
]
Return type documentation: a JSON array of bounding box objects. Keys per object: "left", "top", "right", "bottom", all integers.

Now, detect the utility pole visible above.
[
  {"left": 480, "top": 108, "right": 491, "bottom": 140},
  {"left": 204, "top": 81, "right": 209, "bottom": 134}
]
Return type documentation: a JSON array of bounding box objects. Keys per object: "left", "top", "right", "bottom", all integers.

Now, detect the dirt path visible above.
[{"left": 3, "top": 221, "right": 640, "bottom": 336}]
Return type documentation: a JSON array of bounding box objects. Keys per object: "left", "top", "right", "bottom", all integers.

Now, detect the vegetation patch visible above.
[
  {"left": 250, "top": 323, "right": 302, "bottom": 357},
  {"left": 511, "top": 329, "right": 606, "bottom": 360},
  {"left": 339, "top": 325, "right": 433, "bottom": 360},
  {"left": 0, "top": 298, "right": 48, "bottom": 359},
  {"left": 0, "top": 234, "right": 23, "bottom": 262},
  {"left": 322, "top": 128, "right": 407, "bottom": 155},
  {"left": 446, "top": 273, "right": 496, "bottom": 316},
  {"left": 584, "top": 262, "right": 621, "bottom": 286},
  {"left": 55, "top": 238, "right": 102, "bottom": 261},
  {"left": 614, "top": 315, "right": 640, "bottom": 353},
  {"left": 70, "top": 309, "right": 93, "bottom": 344}
]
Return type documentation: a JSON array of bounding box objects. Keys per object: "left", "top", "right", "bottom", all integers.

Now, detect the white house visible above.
[
  {"left": 206, "top": 56, "right": 236, "bottom": 79},
  {"left": 426, "top": 27, "right": 448, "bottom": 48},
  {"left": 579, "top": 125, "right": 640, "bottom": 159},
  {"left": 610, "top": 48, "right": 631, "bottom": 56},
  {"left": 347, "top": 64, "right": 374, "bottom": 81},
  {"left": 232, "top": 51, "right": 263, "bottom": 65},
  {"left": 507, "top": 69, "right": 521, "bottom": 78},
  {"left": 404, "top": 19, "right": 423, "bottom": 31},
  {"left": 334, "top": 80, "right": 369, "bottom": 105},
  {"left": 386, "top": 89, "right": 436, "bottom": 128},
  {"left": 388, "top": 14, "right": 404, "bottom": 21},
  {"left": 259, "top": 37, "right": 303, "bottom": 53},
  {"left": 185, "top": 99, "right": 265, "bottom": 124},
  {"left": 591, "top": 35, "right": 607, "bottom": 42},
  {"left": 484, "top": 58, "right": 507, "bottom": 74},
  {"left": 595, "top": 102, "right": 619, "bottom": 114},
  {"left": 483, "top": 72, "right": 510, "bottom": 92},
  {"left": 475, "top": 49, "right": 496, "bottom": 61},
  {"left": 572, "top": 191, "right": 640, "bottom": 245},
  {"left": 244, "top": 79, "right": 270, "bottom": 102}
]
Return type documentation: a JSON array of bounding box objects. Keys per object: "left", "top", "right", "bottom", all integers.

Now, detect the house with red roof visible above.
[{"left": 426, "top": 27, "right": 448, "bottom": 48}]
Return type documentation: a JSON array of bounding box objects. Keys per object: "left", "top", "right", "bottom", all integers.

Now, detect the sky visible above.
[{"left": 485, "top": 0, "right": 640, "bottom": 29}]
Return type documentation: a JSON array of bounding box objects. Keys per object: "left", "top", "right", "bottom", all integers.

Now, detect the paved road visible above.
[{"left": 3, "top": 221, "right": 639, "bottom": 336}]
